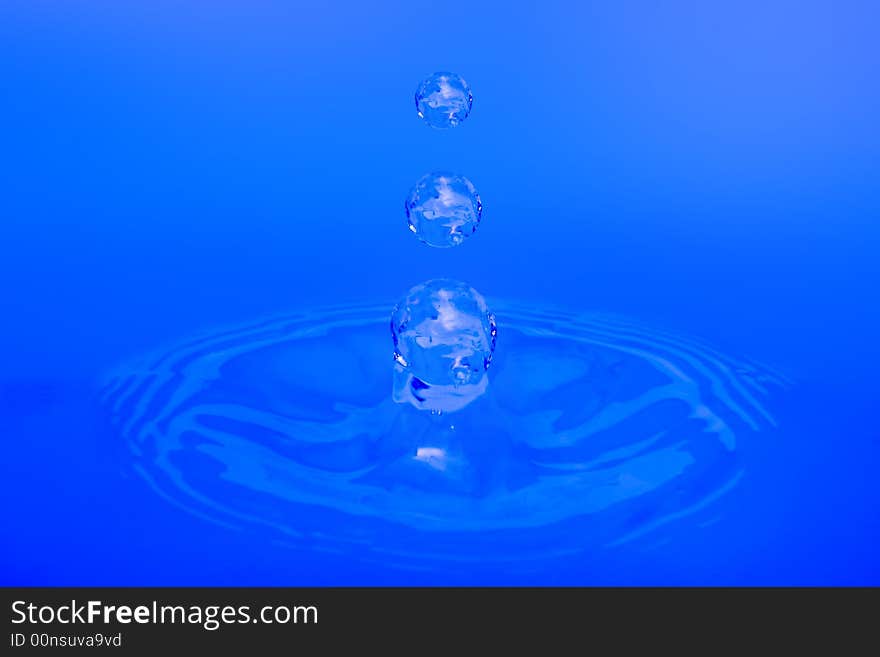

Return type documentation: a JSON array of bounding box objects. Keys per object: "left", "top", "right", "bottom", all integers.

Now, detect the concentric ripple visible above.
[{"left": 101, "top": 302, "right": 788, "bottom": 566}]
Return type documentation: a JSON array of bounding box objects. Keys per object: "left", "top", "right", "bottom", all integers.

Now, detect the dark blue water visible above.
[{"left": 2, "top": 1, "right": 878, "bottom": 584}]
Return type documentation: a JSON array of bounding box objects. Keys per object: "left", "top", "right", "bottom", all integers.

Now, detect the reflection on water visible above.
[{"left": 101, "top": 302, "right": 788, "bottom": 567}]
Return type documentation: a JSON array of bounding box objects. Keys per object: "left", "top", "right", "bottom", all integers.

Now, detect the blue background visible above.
[{"left": 1, "top": 0, "right": 878, "bottom": 584}]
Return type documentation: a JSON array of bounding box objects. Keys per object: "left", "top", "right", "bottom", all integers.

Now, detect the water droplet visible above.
[
  {"left": 405, "top": 172, "right": 482, "bottom": 248},
  {"left": 391, "top": 279, "right": 497, "bottom": 412},
  {"left": 414, "top": 72, "right": 473, "bottom": 129}
]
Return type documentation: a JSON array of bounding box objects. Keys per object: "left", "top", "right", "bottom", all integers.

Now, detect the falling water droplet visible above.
[
  {"left": 391, "top": 279, "right": 497, "bottom": 412},
  {"left": 414, "top": 72, "right": 473, "bottom": 129},
  {"left": 405, "top": 172, "right": 482, "bottom": 248}
]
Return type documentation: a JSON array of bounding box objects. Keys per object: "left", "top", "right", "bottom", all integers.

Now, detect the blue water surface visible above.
[{"left": 1, "top": 1, "right": 878, "bottom": 585}]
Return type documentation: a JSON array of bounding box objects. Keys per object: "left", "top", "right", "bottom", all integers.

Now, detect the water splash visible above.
[{"left": 101, "top": 302, "right": 787, "bottom": 568}]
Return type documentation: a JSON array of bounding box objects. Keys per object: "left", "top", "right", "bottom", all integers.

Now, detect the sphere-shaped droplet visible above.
[
  {"left": 415, "top": 72, "right": 473, "bottom": 129},
  {"left": 391, "top": 279, "right": 497, "bottom": 412},
  {"left": 405, "top": 172, "right": 482, "bottom": 248}
]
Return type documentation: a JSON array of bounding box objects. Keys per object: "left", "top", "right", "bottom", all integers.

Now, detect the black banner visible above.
[{"left": 2, "top": 588, "right": 875, "bottom": 651}]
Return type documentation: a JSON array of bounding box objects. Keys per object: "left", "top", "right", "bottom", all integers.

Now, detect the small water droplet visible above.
[{"left": 414, "top": 72, "right": 473, "bottom": 129}]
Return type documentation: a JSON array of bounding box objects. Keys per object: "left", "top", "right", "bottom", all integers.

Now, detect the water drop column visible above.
[{"left": 392, "top": 73, "right": 496, "bottom": 413}]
